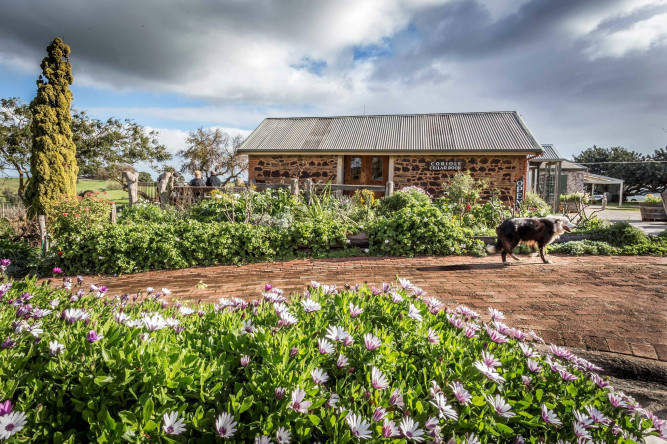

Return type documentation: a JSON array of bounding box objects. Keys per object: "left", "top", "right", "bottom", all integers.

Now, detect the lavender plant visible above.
[{"left": 0, "top": 274, "right": 663, "bottom": 442}]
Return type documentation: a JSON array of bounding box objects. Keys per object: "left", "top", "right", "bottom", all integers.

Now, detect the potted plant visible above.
[
  {"left": 639, "top": 194, "right": 667, "bottom": 221},
  {"left": 559, "top": 192, "right": 588, "bottom": 213}
]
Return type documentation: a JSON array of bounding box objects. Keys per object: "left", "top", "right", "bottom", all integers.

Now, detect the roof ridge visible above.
[{"left": 263, "top": 111, "right": 519, "bottom": 120}]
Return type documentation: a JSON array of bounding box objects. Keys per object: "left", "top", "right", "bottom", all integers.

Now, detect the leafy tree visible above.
[
  {"left": 24, "top": 38, "right": 78, "bottom": 217},
  {"left": 71, "top": 110, "right": 171, "bottom": 178},
  {"left": 574, "top": 146, "right": 666, "bottom": 195},
  {"left": 138, "top": 171, "right": 153, "bottom": 182},
  {"left": 0, "top": 98, "right": 31, "bottom": 199},
  {"left": 0, "top": 99, "right": 172, "bottom": 199},
  {"left": 178, "top": 127, "right": 247, "bottom": 184}
]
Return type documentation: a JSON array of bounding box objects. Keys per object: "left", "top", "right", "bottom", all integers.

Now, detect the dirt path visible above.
[{"left": 79, "top": 255, "right": 667, "bottom": 363}]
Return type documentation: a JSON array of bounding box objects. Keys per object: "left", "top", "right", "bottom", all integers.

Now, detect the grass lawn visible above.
[{"left": 0, "top": 177, "right": 129, "bottom": 204}]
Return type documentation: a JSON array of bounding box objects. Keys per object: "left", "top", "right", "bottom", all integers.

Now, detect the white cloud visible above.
[
  {"left": 146, "top": 126, "right": 252, "bottom": 156},
  {"left": 563, "top": 0, "right": 667, "bottom": 36},
  {"left": 0, "top": 0, "right": 451, "bottom": 105},
  {"left": 585, "top": 12, "right": 667, "bottom": 58}
]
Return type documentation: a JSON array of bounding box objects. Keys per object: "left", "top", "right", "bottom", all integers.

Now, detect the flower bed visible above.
[{"left": 1, "top": 274, "right": 663, "bottom": 442}]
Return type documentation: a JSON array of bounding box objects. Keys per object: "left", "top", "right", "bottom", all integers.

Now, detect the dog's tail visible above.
[{"left": 486, "top": 241, "right": 501, "bottom": 254}]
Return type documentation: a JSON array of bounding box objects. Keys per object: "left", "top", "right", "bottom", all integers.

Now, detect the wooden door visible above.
[{"left": 344, "top": 156, "right": 389, "bottom": 196}]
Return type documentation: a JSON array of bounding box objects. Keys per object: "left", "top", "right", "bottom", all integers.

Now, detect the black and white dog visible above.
[{"left": 487, "top": 216, "right": 577, "bottom": 264}]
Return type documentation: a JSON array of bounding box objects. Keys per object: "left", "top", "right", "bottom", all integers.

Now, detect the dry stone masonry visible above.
[
  {"left": 249, "top": 155, "right": 338, "bottom": 184},
  {"left": 393, "top": 155, "right": 526, "bottom": 201}
]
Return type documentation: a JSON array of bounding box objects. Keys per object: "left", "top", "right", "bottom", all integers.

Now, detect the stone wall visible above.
[
  {"left": 249, "top": 154, "right": 528, "bottom": 203},
  {"left": 248, "top": 155, "right": 338, "bottom": 184},
  {"left": 392, "top": 155, "right": 527, "bottom": 202},
  {"left": 565, "top": 170, "right": 585, "bottom": 194}
]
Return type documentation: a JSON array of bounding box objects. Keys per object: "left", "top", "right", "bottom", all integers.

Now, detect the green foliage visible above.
[
  {"left": 0, "top": 238, "right": 40, "bottom": 276},
  {"left": 560, "top": 192, "right": 588, "bottom": 203},
  {"left": 24, "top": 38, "right": 78, "bottom": 217},
  {"left": 550, "top": 223, "right": 667, "bottom": 256},
  {"left": 191, "top": 189, "right": 300, "bottom": 224},
  {"left": 367, "top": 204, "right": 485, "bottom": 256},
  {"left": 523, "top": 192, "right": 551, "bottom": 213},
  {"left": 71, "top": 111, "right": 171, "bottom": 179},
  {"left": 50, "top": 192, "right": 113, "bottom": 238},
  {"left": 0, "top": 219, "right": 14, "bottom": 239},
  {"left": 576, "top": 216, "right": 607, "bottom": 233},
  {"left": 0, "top": 97, "right": 32, "bottom": 198},
  {"left": 117, "top": 201, "right": 182, "bottom": 224},
  {"left": 377, "top": 187, "right": 432, "bottom": 217},
  {"left": 52, "top": 217, "right": 349, "bottom": 275},
  {"left": 178, "top": 127, "right": 246, "bottom": 185},
  {"left": 0, "top": 277, "right": 654, "bottom": 442},
  {"left": 459, "top": 201, "right": 510, "bottom": 235},
  {"left": 574, "top": 145, "right": 666, "bottom": 195},
  {"left": 548, "top": 240, "right": 620, "bottom": 256},
  {"left": 137, "top": 171, "right": 153, "bottom": 182},
  {"left": 443, "top": 171, "right": 488, "bottom": 211},
  {"left": 590, "top": 222, "right": 647, "bottom": 247},
  {"left": 642, "top": 194, "right": 663, "bottom": 204}
]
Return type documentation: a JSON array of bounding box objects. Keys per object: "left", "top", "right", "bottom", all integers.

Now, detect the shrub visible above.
[
  {"left": 549, "top": 236, "right": 666, "bottom": 256},
  {"left": 49, "top": 192, "right": 113, "bottom": 238},
  {"left": 590, "top": 222, "right": 647, "bottom": 247},
  {"left": 368, "top": 205, "right": 484, "bottom": 256},
  {"left": 442, "top": 171, "right": 488, "bottom": 211},
  {"left": 643, "top": 194, "right": 663, "bottom": 204},
  {"left": 0, "top": 239, "right": 40, "bottom": 276},
  {"left": 283, "top": 217, "right": 349, "bottom": 256},
  {"left": 0, "top": 277, "right": 658, "bottom": 442},
  {"left": 548, "top": 240, "right": 620, "bottom": 256},
  {"left": 560, "top": 193, "right": 589, "bottom": 203},
  {"left": 577, "top": 216, "right": 607, "bottom": 233},
  {"left": 0, "top": 219, "right": 14, "bottom": 239},
  {"left": 191, "top": 189, "right": 300, "bottom": 223},
  {"left": 117, "top": 202, "right": 182, "bottom": 224},
  {"left": 377, "top": 187, "right": 432, "bottom": 216},
  {"left": 52, "top": 218, "right": 350, "bottom": 275},
  {"left": 523, "top": 192, "right": 551, "bottom": 214}
]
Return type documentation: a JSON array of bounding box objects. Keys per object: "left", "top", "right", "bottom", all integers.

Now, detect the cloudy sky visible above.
[{"left": 1, "top": 0, "right": 666, "bottom": 170}]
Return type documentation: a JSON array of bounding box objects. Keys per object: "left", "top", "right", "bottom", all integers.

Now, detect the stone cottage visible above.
[{"left": 238, "top": 112, "right": 544, "bottom": 205}]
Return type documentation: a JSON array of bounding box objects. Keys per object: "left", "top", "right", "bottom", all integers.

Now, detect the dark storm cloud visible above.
[
  {"left": 367, "top": 0, "right": 667, "bottom": 154},
  {"left": 0, "top": 0, "right": 665, "bottom": 154}
]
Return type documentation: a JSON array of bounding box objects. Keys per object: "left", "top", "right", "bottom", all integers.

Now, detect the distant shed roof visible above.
[
  {"left": 561, "top": 160, "right": 587, "bottom": 171},
  {"left": 532, "top": 144, "right": 566, "bottom": 162},
  {"left": 238, "top": 112, "right": 543, "bottom": 154}
]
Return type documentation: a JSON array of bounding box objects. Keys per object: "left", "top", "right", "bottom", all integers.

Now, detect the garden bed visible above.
[{"left": 0, "top": 275, "right": 663, "bottom": 442}]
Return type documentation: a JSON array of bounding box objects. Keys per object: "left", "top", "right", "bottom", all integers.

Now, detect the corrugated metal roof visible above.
[
  {"left": 585, "top": 172, "right": 624, "bottom": 185},
  {"left": 561, "top": 160, "right": 587, "bottom": 171},
  {"left": 239, "top": 112, "right": 543, "bottom": 154},
  {"left": 532, "top": 144, "right": 565, "bottom": 162}
]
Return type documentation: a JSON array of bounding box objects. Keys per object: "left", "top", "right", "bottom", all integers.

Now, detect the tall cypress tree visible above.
[{"left": 25, "top": 37, "right": 78, "bottom": 216}]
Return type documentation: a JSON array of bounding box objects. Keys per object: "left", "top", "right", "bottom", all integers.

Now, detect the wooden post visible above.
[
  {"left": 38, "top": 215, "right": 48, "bottom": 255},
  {"left": 304, "top": 179, "right": 313, "bottom": 205},
  {"left": 385, "top": 180, "right": 394, "bottom": 197},
  {"left": 289, "top": 178, "right": 299, "bottom": 196},
  {"left": 110, "top": 203, "right": 117, "bottom": 224}
]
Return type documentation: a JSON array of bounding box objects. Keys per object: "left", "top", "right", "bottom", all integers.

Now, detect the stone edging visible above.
[{"left": 536, "top": 345, "right": 667, "bottom": 385}]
